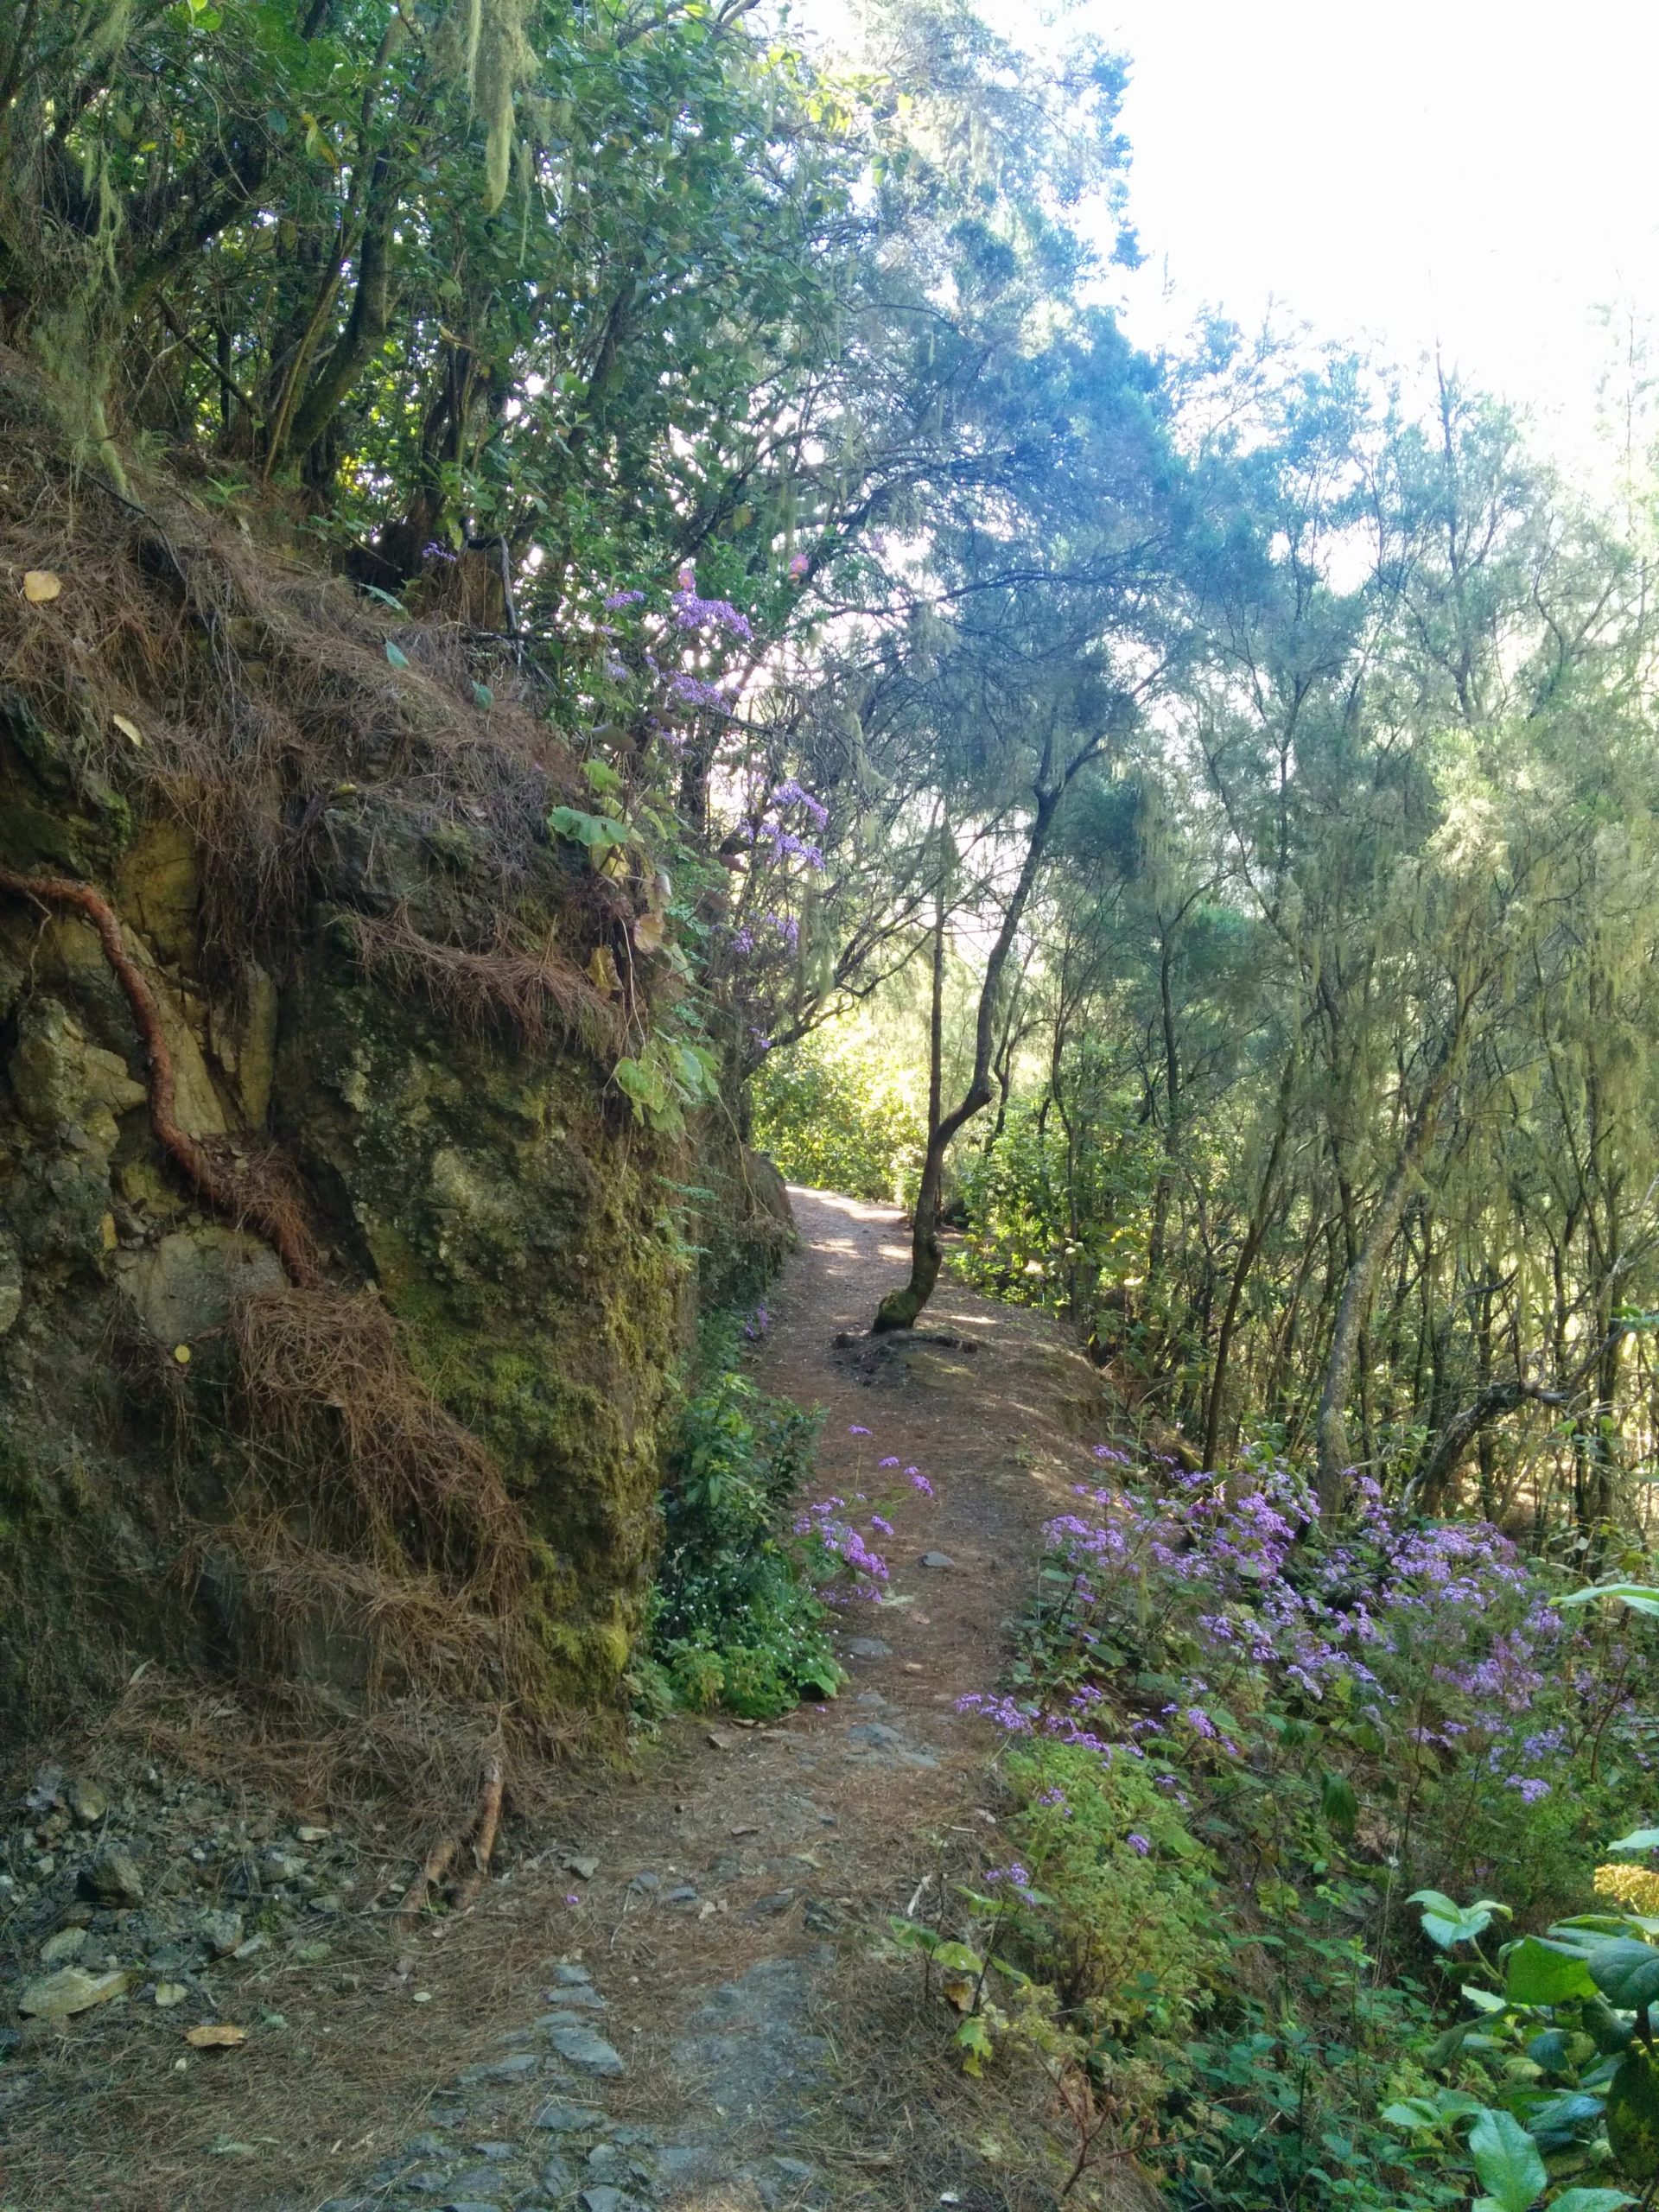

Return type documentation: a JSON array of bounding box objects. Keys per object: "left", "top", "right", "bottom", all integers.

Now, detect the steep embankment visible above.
[
  {"left": 0, "top": 374, "right": 786, "bottom": 1758},
  {"left": 0, "top": 1191, "right": 1147, "bottom": 2212}
]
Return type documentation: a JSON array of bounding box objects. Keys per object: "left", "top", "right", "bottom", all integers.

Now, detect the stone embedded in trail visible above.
[
  {"left": 65, "top": 1778, "right": 107, "bottom": 1826},
  {"left": 435, "top": 2169, "right": 509, "bottom": 2200},
  {"left": 197, "top": 1908, "right": 243, "bottom": 1956},
  {"left": 542, "top": 2022, "right": 625, "bottom": 2075},
  {"left": 460, "top": 2052, "right": 542, "bottom": 2084},
  {"left": 747, "top": 2154, "right": 823, "bottom": 2207},
  {"left": 542, "top": 1980, "right": 605, "bottom": 2010},
  {"left": 39, "top": 1927, "right": 86, "bottom": 1965},
  {"left": 746, "top": 1890, "right": 797, "bottom": 1918},
  {"left": 18, "top": 1965, "right": 133, "bottom": 2018},
  {"left": 551, "top": 1961, "right": 593, "bottom": 1986},
  {"left": 78, "top": 1848, "right": 144, "bottom": 1906},
  {"left": 672, "top": 1951, "right": 835, "bottom": 2121},
  {"left": 533, "top": 2100, "right": 605, "bottom": 2133},
  {"left": 537, "top": 2151, "right": 577, "bottom": 2193},
  {"left": 845, "top": 1636, "right": 891, "bottom": 1660},
  {"left": 918, "top": 1550, "right": 955, "bottom": 1569}
]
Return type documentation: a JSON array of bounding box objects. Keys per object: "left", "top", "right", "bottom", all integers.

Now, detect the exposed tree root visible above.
[
  {"left": 0, "top": 865, "right": 321, "bottom": 1287},
  {"left": 395, "top": 1757, "right": 505, "bottom": 1931}
]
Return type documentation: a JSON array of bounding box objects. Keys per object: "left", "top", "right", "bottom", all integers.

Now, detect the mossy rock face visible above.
[
  {"left": 277, "top": 943, "right": 690, "bottom": 1707},
  {"left": 0, "top": 710, "right": 792, "bottom": 1738}
]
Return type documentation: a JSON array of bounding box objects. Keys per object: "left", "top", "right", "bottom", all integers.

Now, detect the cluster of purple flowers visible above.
[
  {"left": 669, "top": 671, "right": 737, "bottom": 709},
  {"left": 794, "top": 1495, "right": 889, "bottom": 1605},
  {"left": 982, "top": 1863, "right": 1033, "bottom": 1891},
  {"left": 770, "top": 779, "right": 830, "bottom": 830},
  {"left": 957, "top": 1442, "right": 1659, "bottom": 1880},
  {"left": 729, "top": 912, "right": 800, "bottom": 959},
  {"left": 670, "top": 576, "right": 753, "bottom": 642}
]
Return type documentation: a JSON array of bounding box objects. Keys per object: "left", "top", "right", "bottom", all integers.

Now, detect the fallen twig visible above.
[{"left": 395, "top": 1758, "right": 505, "bottom": 1931}]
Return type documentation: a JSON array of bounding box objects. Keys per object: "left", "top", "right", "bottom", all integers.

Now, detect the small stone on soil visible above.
[
  {"left": 918, "top": 1550, "right": 955, "bottom": 1568},
  {"left": 542, "top": 2024, "right": 625, "bottom": 2075},
  {"left": 533, "top": 2100, "right": 604, "bottom": 2133},
  {"left": 460, "top": 2053, "right": 541, "bottom": 2083},
  {"left": 78, "top": 1848, "right": 144, "bottom": 1906},
  {"left": 542, "top": 1980, "right": 605, "bottom": 2009},
  {"left": 845, "top": 1637, "right": 891, "bottom": 1659},
  {"left": 551, "top": 1961, "right": 593, "bottom": 1986}
]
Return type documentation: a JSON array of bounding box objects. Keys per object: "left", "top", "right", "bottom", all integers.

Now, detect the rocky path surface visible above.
[{"left": 1, "top": 1192, "right": 1117, "bottom": 2212}]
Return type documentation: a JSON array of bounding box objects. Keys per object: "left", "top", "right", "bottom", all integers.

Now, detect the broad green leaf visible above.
[
  {"left": 384, "top": 639, "right": 409, "bottom": 668},
  {"left": 1411, "top": 1889, "right": 1509, "bottom": 1949},
  {"left": 471, "top": 680, "right": 493, "bottom": 709},
  {"left": 1321, "top": 1770, "right": 1358, "bottom": 1833},
  {"left": 1382, "top": 2098, "right": 1442, "bottom": 2130},
  {"left": 1506, "top": 1937, "right": 1600, "bottom": 2006},
  {"left": 1609, "top": 1830, "right": 1659, "bottom": 1854},
  {"left": 1586, "top": 1938, "right": 1659, "bottom": 2012},
  {"left": 1464, "top": 1982, "right": 1511, "bottom": 2014},
  {"left": 1467, "top": 2105, "right": 1547, "bottom": 2211},
  {"left": 1555, "top": 1584, "right": 1659, "bottom": 1618},
  {"left": 1547, "top": 2190, "right": 1637, "bottom": 2210}
]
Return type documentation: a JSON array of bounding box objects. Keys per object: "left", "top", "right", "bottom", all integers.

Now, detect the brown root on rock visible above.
[{"left": 0, "top": 864, "right": 322, "bottom": 1286}]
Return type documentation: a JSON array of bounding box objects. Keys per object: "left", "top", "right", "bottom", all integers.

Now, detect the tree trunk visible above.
[
  {"left": 1315, "top": 1033, "right": 1463, "bottom": 1512},
  {"left": 873, "top": 784, "right": 1060, "bottom": 1333},
  {"left": 1202, "top": 1045, "right": 1294, "bottom": 1472}
]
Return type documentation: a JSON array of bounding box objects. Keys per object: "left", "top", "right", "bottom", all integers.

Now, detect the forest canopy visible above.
[{"left": 5, "top": 0, "right": 1658, "bottom": 1539}]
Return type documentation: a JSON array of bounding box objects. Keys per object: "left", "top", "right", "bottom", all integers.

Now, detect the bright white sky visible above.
[{"left": 1001, "top": 0, "right": 1659, "bottom": 470}]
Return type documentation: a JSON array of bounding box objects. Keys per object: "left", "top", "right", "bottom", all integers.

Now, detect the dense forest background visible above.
[
  {"left": 10, "top": 0, "right": 1654, "bottom": 1534},
  {"left": 8, "top": 7, "right": 1659, "bottom": 2209}
]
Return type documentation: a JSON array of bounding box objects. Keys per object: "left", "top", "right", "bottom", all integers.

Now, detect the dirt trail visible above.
[{"left": 3, "top": 1192, "right": 1121, "bottom": 2212}]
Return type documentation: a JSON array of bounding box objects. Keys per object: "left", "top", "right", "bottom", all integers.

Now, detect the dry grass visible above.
[
  {"left": 229, "top": 1287, "right": 528, "bottom": 1605},
  {"left": 0, "top": 345, "right": 632, "bottom": 1032},
  {"left": 346, "top": 903, "right": 623, "bottom": 1053}
]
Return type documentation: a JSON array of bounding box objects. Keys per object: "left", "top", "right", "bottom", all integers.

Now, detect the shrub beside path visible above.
[{"left": 3, "top": 1191, "right": 1132, "bottom": 2211}]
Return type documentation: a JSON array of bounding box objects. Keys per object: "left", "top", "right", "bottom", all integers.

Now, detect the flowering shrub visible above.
[
  {"left": 1031, "top": 1453, "right": 1653, "bottom": 1923},
  {"left": 940, "top": 1443, "right": 1659, "bottom": 2208}
]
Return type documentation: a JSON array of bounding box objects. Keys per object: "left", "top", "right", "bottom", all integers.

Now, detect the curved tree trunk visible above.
[{"left": 873, "top": 784, "right": 1061, "bottom": 1333}]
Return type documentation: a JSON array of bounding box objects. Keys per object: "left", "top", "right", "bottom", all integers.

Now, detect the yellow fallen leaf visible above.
[
  {"left": 941, "top": 1973, "right": 977, "bottom": 2013},
  {"left": 111, "top": 713, "right": 144, "bottom": 747},
  {"left": 154, "top": 1982, "right": 188, "bottom": 2009},
  {"left": 22, "top": 569, "right": 61, "bottom": 604},
  {"left": 172, "top": 1344, "right": 192, "bottom": 1365},
  {"left": 632, "top": 911, "right": 665, "bottom": 953},
  {"left": 185, "top": 2024, "right": 247, "bottom": 2049},
  {"left": 586, "top": 946, "right": 620, "bottom": 995}
]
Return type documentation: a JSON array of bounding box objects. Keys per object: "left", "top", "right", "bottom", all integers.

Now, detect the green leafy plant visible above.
[{"left": 645, "top": 1316, "right": 838, "bottom": 1721}]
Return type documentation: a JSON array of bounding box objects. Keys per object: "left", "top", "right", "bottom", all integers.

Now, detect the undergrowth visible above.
[
  {"left": 641, "top": 1309, "right": 842, "bottom": 1720},
  {"left": 899, "top": 1445, "right": 1659, "bottom": 2209}
]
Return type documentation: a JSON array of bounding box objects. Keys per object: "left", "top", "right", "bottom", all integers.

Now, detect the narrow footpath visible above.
[{"left": 3, "top": 1192, "right": 1125, "bottom": 2212}]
